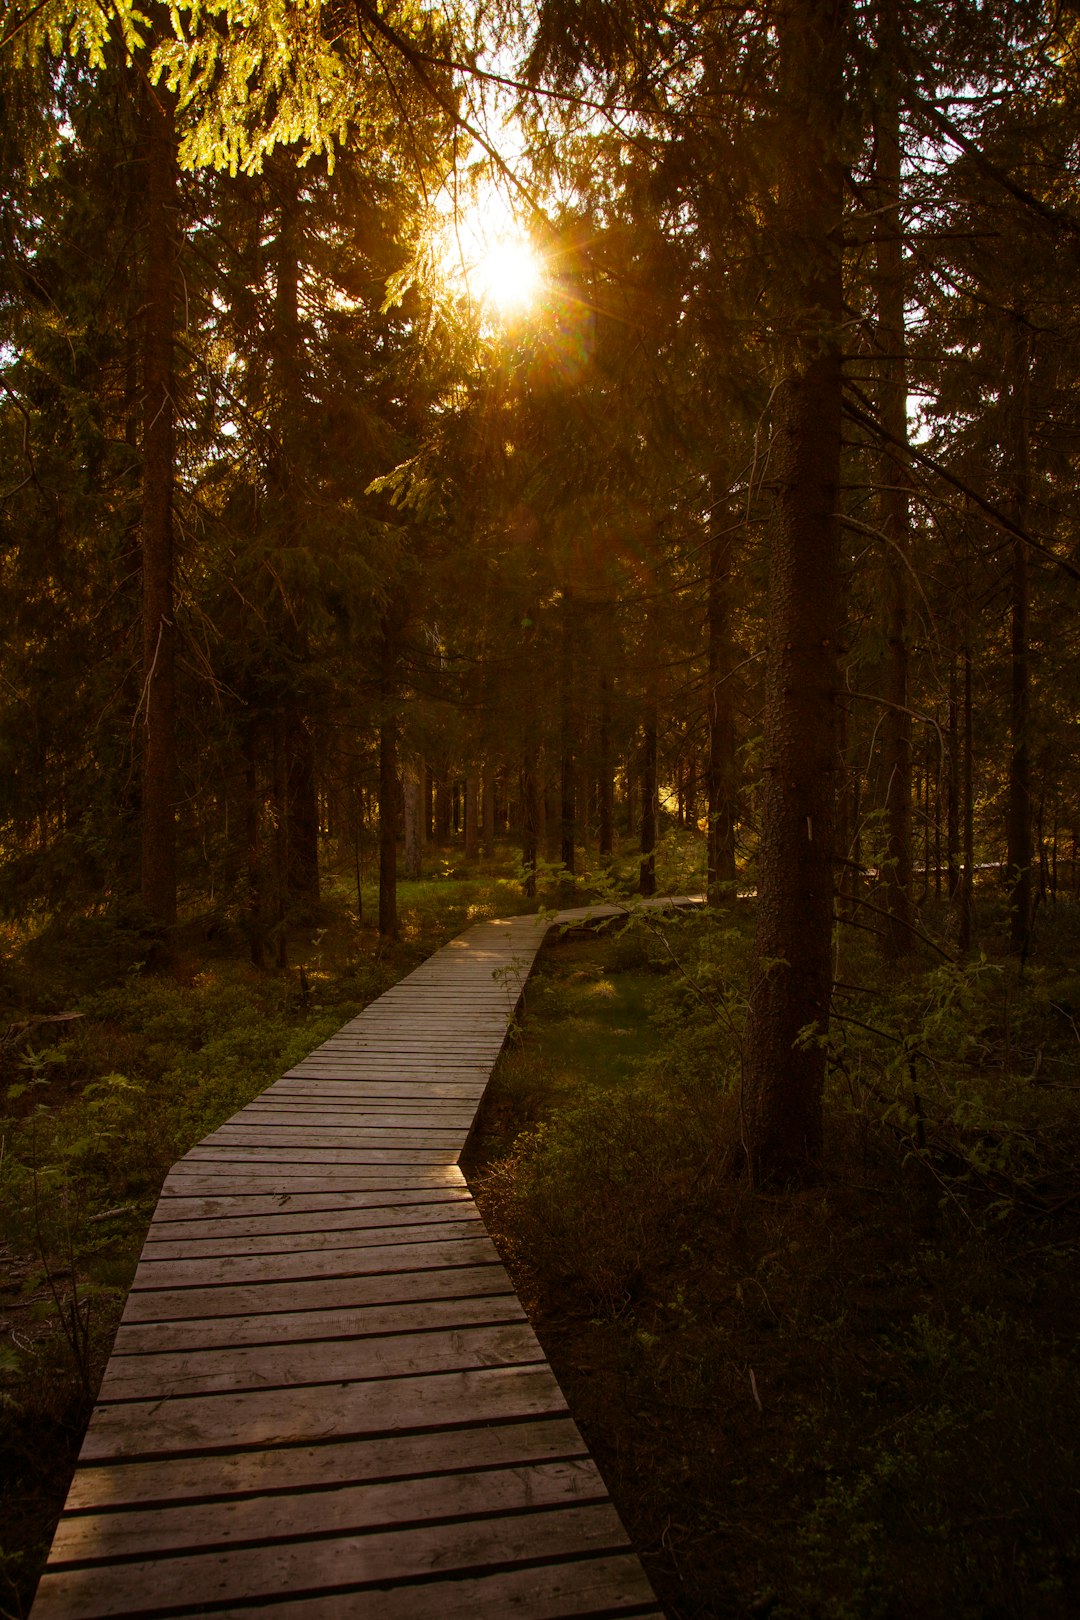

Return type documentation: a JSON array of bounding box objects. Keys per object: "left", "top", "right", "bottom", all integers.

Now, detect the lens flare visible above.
[{"left": 471, "top": 236, "right": 544, "bottom": 315}]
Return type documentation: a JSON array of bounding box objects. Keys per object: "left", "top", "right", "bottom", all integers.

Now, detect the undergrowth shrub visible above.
[
  {"left": 485, "top": 1067, "right": 738, "bottom": 1314},
  {"left": 790, "top": 1305, "right": 1080, "bottom": 1620},
  {"left": 471, "top": 903, "right": 1080, "bottom": 1620}
]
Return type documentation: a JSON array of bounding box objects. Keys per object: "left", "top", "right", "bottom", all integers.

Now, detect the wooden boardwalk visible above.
[{"left": 33, "top": 907, "right": 666, "bottom": 1618}]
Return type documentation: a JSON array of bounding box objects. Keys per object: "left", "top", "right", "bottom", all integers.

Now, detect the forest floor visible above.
[
  {"left": 464, "top": 906, "right": 1080, "bottom": 1620},
  {"left": 2, "top": 846, "right": 1079, "bottom": 1619}
]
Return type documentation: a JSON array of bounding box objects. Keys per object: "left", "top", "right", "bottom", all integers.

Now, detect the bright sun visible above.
[
  {"left": 470, "top": 236, "right": 544, "bottom": 316},
  {"left": 436, "top": 179, "right": 545, "bottom": 321}
]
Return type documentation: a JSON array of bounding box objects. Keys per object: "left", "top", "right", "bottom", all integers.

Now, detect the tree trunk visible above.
[
  {"left": 286, "top": 716, "right": 320, "bottom": 913},
  {"left": 875, "top": 33, "right": 915, "bottom": 957},
  {"left": 947, "top": 647, "right": 960, "bottom": 899},
  {"left": 560, "top": 592, "right": 576, "bottom": 876},
  {"left": 598, "top": 677, "right": 614, "bottom": 864},
  {"left": 482, "top": 774, "right": 496, "bottom": 858},
  {"left": 243, "top": 723, "right": 264, "bottom": 968},
  {"left": 464, "top": 776, "right": 480, "bottom": 859},
  {"left": 639, "top": 712, "right": 658, "bottom": 897},
  {"left": 435, "top": 774, "right": 451, "bottom": 840},
  {"left": 378, "top": 623, "right": 399, "bottom": 938},
  {"left": 537, "top": 772, "right": 549, "bottom": 856},
  {"left": 1006, "top": 314, "right": 1033, "bottom": 953},
  {"left": 271, "top": 161, "right": 320, "bottom": 915},
  {"left": 522, "top": 755, "right": 539, "bottom": 898},
  {"left": 403, "top": 762, "right": 422, "bottom": 880},
  {"left": 958, "top": 645, "right": 975, "bottom": 952},
  {"left": 707, "top": 506, "right": 738, "bottom": 905},
  {"left": 271, "top": 711, "right": 288, "bottom": 968},
  {"left": 139, "top": 77, "right": 179, "bottom": 928},
  {"left": 743, "top": 0, "right": 847, "bottom": 1186}
]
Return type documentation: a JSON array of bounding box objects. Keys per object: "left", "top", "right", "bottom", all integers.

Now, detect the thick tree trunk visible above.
[
  {"left": 1005, "top": 315, "right": 1033, "bottom": 953},
  {"left": 639, "top": 711, "right": 658, "bottom": 897},
  {"left": 743, "top": 0, "right": 847, "bottom": 1186},
  {"left": 139, "top": 78, "right": 178, "bottom": 927},
  {"left": 875, "top": 40, "right": 915, "bottom": 957},
  {"left": 707, "top": 509, "right": 738, "bottom": 905}
]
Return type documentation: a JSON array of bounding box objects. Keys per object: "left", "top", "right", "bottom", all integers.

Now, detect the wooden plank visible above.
[
  {"left": 63, "top": 1415, "right": 588, "bottom": 1512},
  {"left": 98, "top": 1321, "right": 545, "bottom": 1400},
  {"left": 182, "top": 1145, "right": 459, "bottom": 1166},
  {"left": 119, "top": 1263, "right": 514, "bottom": 1323},
  {"left": 129, "top": 1233, "right": 500, "bottom": 1291},
  {"left": 203, "top": 1128, "right": 467, "bottom": 1149},
  {"left": 150, "top": 1185, "right": 471, "bottom": 1221},
  {"left": 78, "top": 1362, "right": 571, "bottom": 1460},
  {"left": 32, "top": 1502, "right": 632, "bottom": 1618},
  {"left": 158, "top": 1172, "right": 466, "bottom": 1196},
  {"left": 144, "top": 1200, "right": 483, "bottom": 1245},
  {"left": 224, "top": 1556, "right": 663, "bottom": 1619},
  {"left": 264, "top": 1079, "right": 484, "bottom": 1097},
  {"left": 231, "top": 1105, "right": 479, "bottom": 1121},
  {"left": 140, "top": 1214, "right": 483, "bottom": 1260},
  {"left": 49, "top": 1458, "right": 607, "bottom": 1564},
  {"left": 111, "top": 1292, "right": 525, "bottom": 1355}
]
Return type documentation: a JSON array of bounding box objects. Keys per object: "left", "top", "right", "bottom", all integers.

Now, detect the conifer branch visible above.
[{"left": 842, "top": 393, "right": 1080, "bottom": 583}]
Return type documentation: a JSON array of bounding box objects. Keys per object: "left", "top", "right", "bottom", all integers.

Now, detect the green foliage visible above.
[
  {"left": 471, "top": 907, "right": 1080, "bottom": 1620},
  {"left": 790, "top": 1306, "right": 1080, "bottom": 1620}
]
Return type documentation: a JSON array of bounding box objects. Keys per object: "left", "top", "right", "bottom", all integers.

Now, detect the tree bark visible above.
[
  {"left": 521, "top": 755, "right": 539, "bottom": 898},
  {"left": 378, "top": 621, "right": 399, "bottom": 939},
  {"left": 707, "top": 506, "right": 738, "bottom": 905},
  {"left": 403, "top": 761, "right": 422, "bottom": 880},
  {"left": 139, "top": 77, "right": 178, "bottom": 927},
  {"left": 560, "top": 591, "right": 576, "bottom": 876},
  {"left": 286, "top": 717, "right": 320, "bottom": 912},
  {"left": 434, "top": 774, "right": 451, "bottom": 840},
  {"left": 482, "top": 773, "right": 496, "bottom": 857},
  {"left": 947, "top": 646, "right": 960, "bottom": 900},
  {"left": 243, "top": 722, "right": 264, "bottom": 968},
  {"left": 958, "top": 644, "right": 975, "bottom": 952},
  {"left": 598, "top": 676, "right": 614, "bottom": 864},
  {"left": 271, "top": 160, "right": 320, "bottom": 914},
  {"left": 464, "top": 776, "right": 480, "bottom": 858},
  {"left": 875, "top": 30, "right": 915, "bottom": 957},
  {"left": 743, "top": 0, "right": 847, "bottom": 1186},
  {"left": 271, "top": 711, "right": 288, "bottom": 968},
  {"left": 1005, "top": 313, "right": 1033, "bottom": 954},
  {"left": 639, "top": 711, "right": 658, "bottom": 897}
]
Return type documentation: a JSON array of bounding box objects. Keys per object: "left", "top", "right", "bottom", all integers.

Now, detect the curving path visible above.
[{"left": 32, "top": 904, "right": 672, "bottom": 1618}]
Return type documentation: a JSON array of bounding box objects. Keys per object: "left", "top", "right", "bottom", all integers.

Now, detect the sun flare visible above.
[
  {"left": 471, "top": 236, "right": 544, "bottom": 316},
  {"left": 436, "top": 178, "right": 545, "bottom": 321}
]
